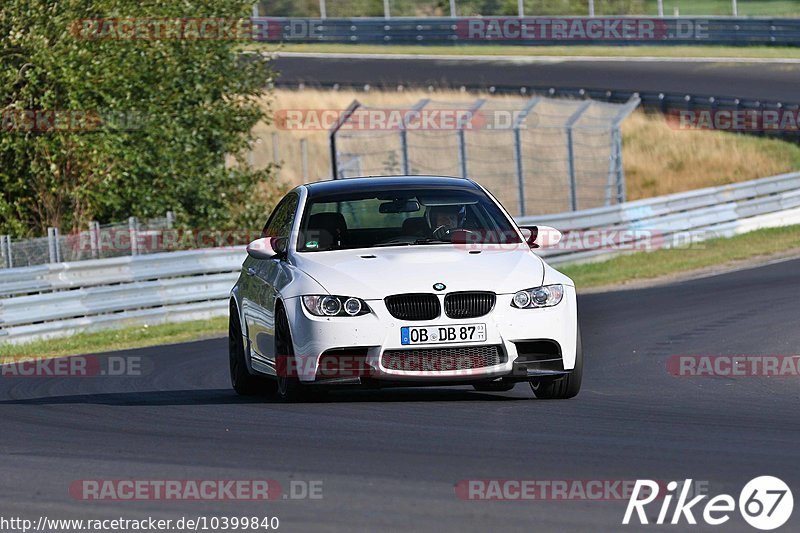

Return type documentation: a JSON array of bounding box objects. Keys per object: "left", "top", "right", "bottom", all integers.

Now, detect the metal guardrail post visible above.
[
  {"left": 129, "top": 216, "right": 139, "bottom": 256},
  {"left": 319, "top": 0, "right": 326, "bottom": 19},
  {"left": 512, "top": 97, "right": 542, "bottom": 218},
  {"left": 517, "top": 0, "right": 524, "bottom": 17},
  {"left": 329, "top": 100, "right": 361, "bottom": 179},
  {"left": 383, "top": 0, "right": 390, "bottom": 19},
  {"left": 565, "top": 100, "right": 593, "bottom": 211},
  {"left": 450, "top": 0, "right": 456, "bottom": 17}
]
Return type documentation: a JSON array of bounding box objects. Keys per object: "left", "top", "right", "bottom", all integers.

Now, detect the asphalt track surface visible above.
[
  {"left": 1, "top": 257, "right": 799, "bottom": 532},
  {"left": 271, "top": 55, "right": 800, "bottom": 103}
]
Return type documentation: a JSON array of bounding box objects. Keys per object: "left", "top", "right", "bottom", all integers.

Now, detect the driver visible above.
[{"left": 427, "top": 205, "right": 463, "bottom": 238}]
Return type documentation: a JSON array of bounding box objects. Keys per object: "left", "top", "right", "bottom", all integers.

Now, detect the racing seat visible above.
[
  {"left": 401, "top": 217, "right": 430, "bottom": 237},
  {"left": 305, "top": 212, "right": 348, "bottom": 250}
]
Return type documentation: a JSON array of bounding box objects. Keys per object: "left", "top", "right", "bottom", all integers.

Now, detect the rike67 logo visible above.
[{"left": 623, "top": 477, "right": 793, "bottom": 530}]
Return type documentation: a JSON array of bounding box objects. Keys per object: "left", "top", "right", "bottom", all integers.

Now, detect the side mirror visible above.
[
  {"left": 520, "top": 225, "right": 562, "bottom": 248},
  {"left": 246, "top": 237, "right": 287, "bottom": 260}
]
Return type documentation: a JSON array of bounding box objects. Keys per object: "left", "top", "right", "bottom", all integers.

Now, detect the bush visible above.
[{"left": 0, "top": 0, "right": 280, "bottom": 237}]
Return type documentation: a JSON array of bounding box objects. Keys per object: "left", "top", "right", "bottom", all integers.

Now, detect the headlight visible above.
[
  {"left": 511, "top": 284, "right": 564, "bottom": 309},
  {"left": 302, "top": 295, "right": 371, "bottom": 317}
]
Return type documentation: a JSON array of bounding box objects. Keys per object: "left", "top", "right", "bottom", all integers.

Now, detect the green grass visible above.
[
  {"left": 266, "top": 43, "right": 800, "bottom": 59},
  {"left": 3, "top": 225, "right": 800, "bottom": 358},
  {"left": 0, "top": 316, "right": 228, "bottom": 360},
  {"left": 561, "top": 224, "right": 800, "bottom": 288}
]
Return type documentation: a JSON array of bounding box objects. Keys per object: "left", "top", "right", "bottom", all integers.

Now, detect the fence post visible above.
[
  {"left": 47, "top": 227, "right": 61, "bottom": 263},
  {"left": 657, "top": 0, "right": 664, "bottom": 16},
  {"left": 129, "top": 216, "right": 139, "bottom": 256},
  {"left": 329, "top": 100, "right": 361, "bottom": 179},
  {"left": 518, "top": 0, "right": 524, "bottom": 17},
  {"left": 383, "top": 0, "right": 390, "bottom": 19},
  {"left": 457, "top": 99, "right": 486, "bottom": 179},
  {"left": 458, "top": 131, "right": 468, "bottom": 178},
  {"left": 319, "top": 0, "right": 327, "bottom": 19},
  {"left": 609, "top": 95, "right": 640, "bottom": 204},
  {"left": 400, "top": 99, "right": 429, "bottom": 176},
  {"left": 89, "top": 221, "right": 100, "bottom": 259},
  {"left": 732, "top": 0, "right": 738, "bottom": 16},
  {"left": 588, "top": 0, "right": 595, "bottom": 17},
  {"left": 270, "top": 131, "right": 280, "bottom": 177},
  {"left": 512, "top": 97, "right": 541, "bottom": 217},
  {"left": 449, "top": 0, "right": 456, "bottom": 17},
  {"left": 166, "top": 211, "right": 175, "bottom": 229},
  {"left": 565, "top": 100, "right": 593, "bottom": 212},
  {"left": 0, "top": 235, "right": 10, "bottom": 268},
  {"left": 614, "top": 128, "right": 626, "bottom": 203},
  {"left": 300, "top": 138, "right": 309, "bottom": 181}
]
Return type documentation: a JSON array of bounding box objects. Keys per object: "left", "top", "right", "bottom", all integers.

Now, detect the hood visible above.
[{"left": 292, "top": 245, "right": 544, "bottom": 300}]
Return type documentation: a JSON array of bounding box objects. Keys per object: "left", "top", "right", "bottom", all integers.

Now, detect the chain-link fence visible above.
[
  {"left": 330, "top": 95, "right": 639, "bottom": 216},
  {"left": 258, "top": 1, "right": 797, "bottom": 18},
  {"left": 0, "top": 213, "right": 177, "bottom": 270}
]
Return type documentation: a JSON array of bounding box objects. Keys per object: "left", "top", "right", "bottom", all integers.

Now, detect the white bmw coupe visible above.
[{"left": 229, "top": 176, "right": 581, "bottom": 401}]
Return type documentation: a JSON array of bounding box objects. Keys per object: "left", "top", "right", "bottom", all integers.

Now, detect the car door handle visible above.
[{"left": 246, "top": 267, "right": 256, "bottom": 276}]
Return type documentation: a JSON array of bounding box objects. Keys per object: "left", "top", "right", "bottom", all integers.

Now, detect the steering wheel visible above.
[{"left": 432, "top": 226, "right": 478, "bottom": 242}]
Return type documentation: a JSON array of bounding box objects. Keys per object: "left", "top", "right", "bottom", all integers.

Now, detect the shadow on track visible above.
[{"left": 0, "top": 386, "right": 533, "bottom": 406}]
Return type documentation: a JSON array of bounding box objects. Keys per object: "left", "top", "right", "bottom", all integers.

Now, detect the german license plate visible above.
[{"left": 400, "top": 324, "right": 486, "bottom": 345}]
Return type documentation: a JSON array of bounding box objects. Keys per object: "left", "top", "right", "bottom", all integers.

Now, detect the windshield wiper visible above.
[
  {"left": 413, "top": 238, "right": 450, "bottom": 245},
  {"left": 372, "top": 241, "right": 413, "bottom": 247},
  {"left": 371, "top": 238, "right": 451, "bottom": 248}
]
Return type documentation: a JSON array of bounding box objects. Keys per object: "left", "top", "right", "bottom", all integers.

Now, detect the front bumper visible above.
[{"left": 283, "top": 287, "right": 578, "bottom": 384}]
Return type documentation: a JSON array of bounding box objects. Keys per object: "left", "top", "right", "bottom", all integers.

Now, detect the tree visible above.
[{"left": 0, "top": 0, "right": 281, "bottom": 237}]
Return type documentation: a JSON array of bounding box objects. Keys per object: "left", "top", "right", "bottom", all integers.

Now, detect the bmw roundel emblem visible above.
[{"left": 433, "top": 283, "right": 446, "bottom": 291}]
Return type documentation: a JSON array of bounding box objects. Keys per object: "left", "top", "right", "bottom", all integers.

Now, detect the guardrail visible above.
[
  {"left": 0, "top": 249, "right": 245, "bottom": 344},
  {"left": 254, "top": 17, "right": 800, "bottom": 46},
  {"left": 527, "top": 170, "right": 800, "bottom": 264},
  {"left": 2, "top": 171, "right": 800, "bottom": 344}
]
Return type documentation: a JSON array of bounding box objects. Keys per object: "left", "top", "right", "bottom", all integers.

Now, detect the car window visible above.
[
  {"left": 262, "top": 193, "right": 299, "bottom": 238},
  {"left": 297, "top": 188, "right": 520, "bottom": 252},
  {"left": 310, "top": 199, "right": 416, "bottom": 229}
]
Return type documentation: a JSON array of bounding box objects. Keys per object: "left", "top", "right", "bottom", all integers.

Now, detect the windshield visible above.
[{"left": 297, "top": 187, "right": 521, "bottom": 252}]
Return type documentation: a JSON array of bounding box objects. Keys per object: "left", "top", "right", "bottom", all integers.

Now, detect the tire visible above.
[
  {"left": 530, "top": 326, "right": 583, "bottom": 400},
  {"left": 275, "top": 307, "right": 311, "bottom": 403},
  {"left": 472, "top": 381, "right": 516, "bottom": 392},
  {"left": 229, "top": 307, "right": 276, "bottom": 396}
]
